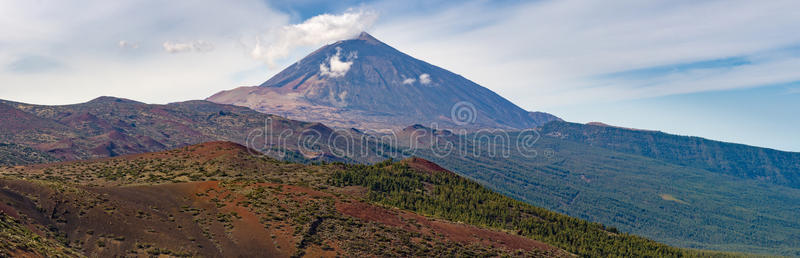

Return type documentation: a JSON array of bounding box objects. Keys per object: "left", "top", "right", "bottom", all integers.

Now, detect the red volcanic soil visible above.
[
  {"left": 0, "top": 142, "right": 567, "bottom": 256},
  {"left": 20, "top": 141, "right": 254, "bottom": 171},
  {"left": 1, "top": 168, "right": 566, "bottom": 257},
  {"left": 0, "top": 179, "right": 288, "bottom": 257},
  {"left": 401, "top": 157, "right": 455, "bottom": 175},
  {"left": 0, "top": 102, "right": 66, "bottom": 134},
  {"left": 189, "top": 181, "right": 287, "bottom": 256},
  {"left": 122, "top": 141, "right": 255, "bottom": 160}
]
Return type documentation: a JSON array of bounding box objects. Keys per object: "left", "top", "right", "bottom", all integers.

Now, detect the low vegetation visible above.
[
  {"left": 0, "top": 142, "right": 744, "bottom": 257},
  {"left": 0, "top": 143, "right": 60, "bottom": 166},
  {"left": 0, "top": 213, "right": 83, "bottom": 257}
]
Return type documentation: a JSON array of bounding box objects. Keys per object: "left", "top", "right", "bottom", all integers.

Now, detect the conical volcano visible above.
[{"left": 208, "top": 32, "right": 559, "bottom": 131}]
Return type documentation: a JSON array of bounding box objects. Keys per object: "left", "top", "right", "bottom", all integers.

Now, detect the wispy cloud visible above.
[
  {"left": 0, "top": 0, "right": 288, "bottom": 104},
  {"left": 5, "top": 55, "right": 64, "bottom": 74},
  {"left": 162, "top": 40, "right": 214, "bottom": 53},
  {"left": 118, "top": 40, "right": 139, "bottom": 49},
  {"left": 372, "top": 0, "right": 800, "bottom": 108},
  {"left": 251, "top": 9, "right": 377, "bottom": 67},
  {"left": 2, "top": 0, "right": 800, "bottom": 110}
]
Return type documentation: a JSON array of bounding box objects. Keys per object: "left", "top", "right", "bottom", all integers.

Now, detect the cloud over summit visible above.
[{"left": 251, "top": 9, "right": 377, "bottom": 67}]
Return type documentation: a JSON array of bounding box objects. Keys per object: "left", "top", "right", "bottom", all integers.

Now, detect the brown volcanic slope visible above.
[
  {"left": 0, "top": 142, "right": 570, "bottom": 257},
  {"left": 0, "top": 97, "right": 391, "bottom": 165},
  {"left": 208, "top": 32, "right": 560, "bottom": 131}
]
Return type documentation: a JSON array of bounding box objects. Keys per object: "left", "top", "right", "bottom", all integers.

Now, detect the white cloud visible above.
[
  {"left": 192, "top": 41, "right": 214, "bottom": 52},
  {"left": 402, "top": 77, "right": 416, "bottom": 84},
  {"left": 3, "top": 0, "right": 800, "bottom": 112},
  {"left": 251, "top": 9, "right": 378, "bottom": 67},
  {"left": 539, "top": 56, "right": 800, "bottom": 105},
  {"left": 320, "top": 47, "right": 355, "bottom": 78},
  {"left": 0, "top": 0, "right": 287, "bottom": 105},
  {"left": 162, "top": 41, "right": 192, "bottom": 53},
  {"left": 419, "top": 73, "right": 431, "bottom": 84},
  {"left": 118, "top": 40, "right": 138, "bottom": 49},
  {"left": 162, "top": 40, "right": 214, "bottom": 53}
]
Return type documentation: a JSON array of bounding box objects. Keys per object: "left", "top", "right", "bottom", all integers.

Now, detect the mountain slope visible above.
[
  {"left": 208, "top": 32, "right": 559, "bottom": 131},
  {"left": 0, "top": 141, "right": 717, "bottom": 257},
  {"left": 400, "top": 126, "right": 800, "bottom": 255},
  {"left": 0, "top": 143, "right": 60, "bottom": 167},
  {"left": 0, "top": 97, "right": 389, "bottom": 164},
  {"left": 0, "top": 213, "right": 83, "bottom": 257},
  {"left": 539, "top": 121, "right": 800, "bottom": 188},
  {"left": 529, "top": 111, "right": 564, "bottom": 125}
]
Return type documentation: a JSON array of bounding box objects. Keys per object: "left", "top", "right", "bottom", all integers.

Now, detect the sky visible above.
[{"left": 1, "top": 0, "right": 799, "bottom": 151}]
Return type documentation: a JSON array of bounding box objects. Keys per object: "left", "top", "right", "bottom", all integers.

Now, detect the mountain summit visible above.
[{"left": 208, "top": 32, "right": 559, "bottom": 131}]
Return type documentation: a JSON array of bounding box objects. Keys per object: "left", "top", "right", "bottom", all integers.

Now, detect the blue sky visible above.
[
  {"left": 1, "top": 0, "right": 799, "bottom": 151},
  {"left": 553, "top": 83, "right": 800, "bottom": 151}
]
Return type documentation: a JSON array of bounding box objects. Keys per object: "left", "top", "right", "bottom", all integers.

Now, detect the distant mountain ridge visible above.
[
  {"left": 0, "top": 97, "right": 388, "bottom": 165},
  {"left": 208, "top": 32, "right": 560, "bottom": 131},
  {"left": 539, "top": 121, "right": 800, "bottom": 188}
]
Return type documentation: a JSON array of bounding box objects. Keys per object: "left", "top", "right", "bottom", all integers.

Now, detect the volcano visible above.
[{"left": 208, "top": 32, "right": 559, "bottom": 131}]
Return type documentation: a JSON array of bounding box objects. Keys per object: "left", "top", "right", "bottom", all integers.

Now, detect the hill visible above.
[
  {"left": 207, "top": 32, "right": 560, "bottom": 131},
  {"left": 0, "top": 97, "right": 390, "bottom": 165},
  {"left": 0, "top": 142, "right": 712, "bottom": 257}
]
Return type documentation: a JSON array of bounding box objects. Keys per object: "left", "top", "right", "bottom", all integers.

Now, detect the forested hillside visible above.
[
  {"left": 331, "top": 160, "right": 702, "bottom": 257},
  {"left": 410, "top": 130, "right": 800, "bottom": 255}
]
